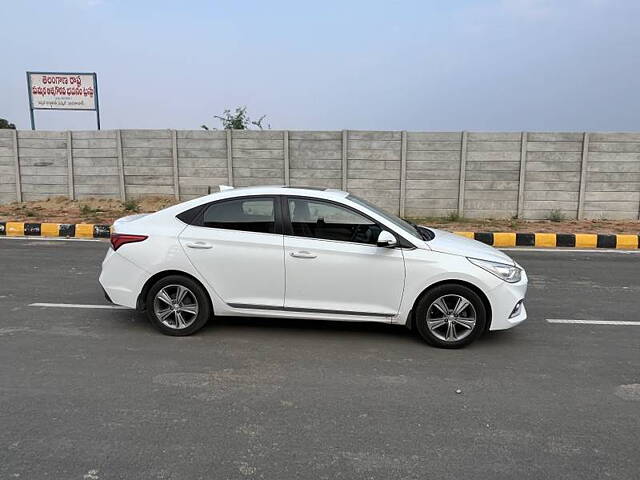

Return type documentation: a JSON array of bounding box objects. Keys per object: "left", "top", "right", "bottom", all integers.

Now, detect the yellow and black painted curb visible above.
[
  {"left": 454, "top": 231, "right": 640, "bottom": 249},
  {"left": 0, "top": 221, "right": 638, "bottom": 249},
  {"left": 0, "top": 221, "right": 111, "bottom": 239}
]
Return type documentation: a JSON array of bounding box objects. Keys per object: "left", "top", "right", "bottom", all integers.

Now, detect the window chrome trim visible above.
[{"left": 176, "top": 193, "right": 417, "bottom": 249}]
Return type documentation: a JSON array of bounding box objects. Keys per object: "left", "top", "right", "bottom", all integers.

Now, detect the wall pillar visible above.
[
  {"left": 171, "top": 129, "right": 180, "bottom": 200},
  {"left": 226, "top": 129, "right": 233, "bottom": 186},
  {"left": 12, "top": 129, "right": 22, "bottom": 202},
  {"left": 116, "top": 129, "right": 126, "bottom": 201},
  {"left": 516, "top": 132, "right": 528, "bottom": 218},
  {"left": 399, "top": 131, "right": 407, "bottom": 217},
  {"left": 341, "top": 130, "right": 348, "bottom": 191},
  {"left": 284, "top": 130, "right": 290, "bottom": 186},
  {"left": 457, "top": 131, "right": 468, "bottom": 216},
  {"left": 577, "top": 132, "right": 590, "bottom": 220},
  {"left": 66, "top": 131, "right": 75, "bottom": 200}
]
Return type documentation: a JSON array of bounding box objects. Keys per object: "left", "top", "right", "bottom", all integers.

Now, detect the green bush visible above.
[
  {"left": 80, "top": 204, "right": 97, "bottom": 215},
  {"left": 123, "top": 200, "right": 140, "bottom": 212},
  {"left": 201, "top": 106, "right": 268, "bottom": 130},
  {"left": 0, "top": 118, "right": 16, "bottom": 129},
  {"left": 445, "top": 211, "right": 461, "bottom": 222},
  {"left": 547, "top": 209, "right": 565, "bottom": 222}
]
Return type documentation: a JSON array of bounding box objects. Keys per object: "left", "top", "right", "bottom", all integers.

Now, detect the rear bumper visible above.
[
  {"left": 98, "top": 248, "right": 148, "bottom": 309},
  {"left": 486, "top": 270, "right": 528, "bottom": 331}
]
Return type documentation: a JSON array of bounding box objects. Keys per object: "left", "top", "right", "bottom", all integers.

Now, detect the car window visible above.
[
  {"left": 202, "top": 198, "right": 276, "bottom": 234},
  {"left": 347, "top": 194, "right": 421, "bottom": 239},
  {"left": 288, "top": 198, "right": 382, "bottom": 245}
]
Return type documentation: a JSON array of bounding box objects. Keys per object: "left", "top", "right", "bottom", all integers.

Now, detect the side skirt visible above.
[{"left": 227, "top": 303, "right": 395, "bottom": 320}]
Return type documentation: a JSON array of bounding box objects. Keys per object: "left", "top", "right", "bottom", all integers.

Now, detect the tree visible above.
[
  {"left": 0, "top": 118, "right": 16, "bottom": 129},
  {"left": 201, "top": 106, "right": 269, "bottom": 130}
]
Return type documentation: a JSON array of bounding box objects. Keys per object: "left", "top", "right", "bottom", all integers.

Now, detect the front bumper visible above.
[
  {"left": 102, "top": 286, "right": 114, "bottom": 304},
  {"left": 486, "top": 269, "right": 528, "bottom": 331}
]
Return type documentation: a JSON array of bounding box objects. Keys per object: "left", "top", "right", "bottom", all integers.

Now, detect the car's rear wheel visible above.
[
  {"left": 415, "top": 284, "right": 486, "bottom": 348},
  {"left": 146, "top": 275, "right": 210, "bottom": 336}
]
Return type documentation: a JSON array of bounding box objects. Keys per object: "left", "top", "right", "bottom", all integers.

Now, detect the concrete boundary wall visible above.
[{"left": 1, "top": 129, "right": 639, "bottom": 220}]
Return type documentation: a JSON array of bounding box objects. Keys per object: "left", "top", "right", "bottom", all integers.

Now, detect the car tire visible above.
[
  {"left": 415, "top": 284, "right": 486, "bottom": 348},
  {"left": 145, "top": 275, "right": 211, "bottom": 336}
]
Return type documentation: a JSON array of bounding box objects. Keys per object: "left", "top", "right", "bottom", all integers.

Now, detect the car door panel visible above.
[
  {"left": 180, "top": 227, "right": 285, "bottom": 307},
  {"left": 179, "top": 196, "right": 285, "bottom": 308},
  {"left": 284, "top": 236, "right": 405, "bottom": 316},
  {"left": 283, "top": 197, "right": 405, "bottom": 317}
]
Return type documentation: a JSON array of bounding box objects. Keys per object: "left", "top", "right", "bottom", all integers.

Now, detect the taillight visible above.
[{"left": 110, "top": 233, "right": 148, "bottom": 251}]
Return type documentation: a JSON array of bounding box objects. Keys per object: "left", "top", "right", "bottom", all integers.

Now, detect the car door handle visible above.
[
  {"left": 290, "top": 251, "right": 317, "bottom": 259},
  {"left": 185, "top": 241, "right": 212, "bottom": 249}
]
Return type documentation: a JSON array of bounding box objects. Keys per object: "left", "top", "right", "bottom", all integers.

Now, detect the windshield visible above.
[{"left": 347, "top": 194, "right": 421, "bottom": 239}]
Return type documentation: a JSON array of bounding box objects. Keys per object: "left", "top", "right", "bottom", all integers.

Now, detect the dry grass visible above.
[
  {"left": 408, "top": 216, "right": 640, "bottom": 234},
  {"left": 0, "top": 196, "right": 178, "bottom": 224}
]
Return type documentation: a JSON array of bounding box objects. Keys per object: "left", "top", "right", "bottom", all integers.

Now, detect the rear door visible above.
[
  {"left": 179, "top": 196, "right": 285, "bottom": 308},
  {"left": 283, "top": 196, "right": 405, "bottom": 317}
]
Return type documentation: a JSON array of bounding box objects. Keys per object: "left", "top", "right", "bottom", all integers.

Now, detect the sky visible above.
[{"left": 1, "top": 0, "right": 638, "bottom": 131}]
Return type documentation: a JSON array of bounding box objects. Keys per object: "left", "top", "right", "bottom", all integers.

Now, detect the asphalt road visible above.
[{"left": 1, "top": 239, "right": 639, "bottom": 480}]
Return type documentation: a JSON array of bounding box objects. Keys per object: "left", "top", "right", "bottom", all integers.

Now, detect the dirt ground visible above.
[
  {"left": 407, "top": 216, "right": 640, "bottom": 234},
  {"left": 0, "top": 196, "right": 176, "bottom": 225},
  {"left": 0, "top": 196, "right": 638, "bottom": 233}
]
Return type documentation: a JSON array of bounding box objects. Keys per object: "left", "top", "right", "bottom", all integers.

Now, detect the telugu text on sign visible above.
[{"left": 28, "top": 72, "right": 97, "bottom": 110}]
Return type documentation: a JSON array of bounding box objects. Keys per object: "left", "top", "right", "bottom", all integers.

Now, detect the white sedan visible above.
[{"left": 99, "top": 186, "right": 527, "bottom": 348}]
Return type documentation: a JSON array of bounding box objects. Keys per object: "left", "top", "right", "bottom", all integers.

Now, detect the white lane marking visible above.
[
  {"left": 29, "top": 303, "right": 130, "bottom": 310},
  {"left": 546, "top": 319, "right": 640, "bottom": 326}
]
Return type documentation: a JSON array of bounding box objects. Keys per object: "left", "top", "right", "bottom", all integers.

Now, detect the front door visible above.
[
  {"left": 179, "top": 196, "right": 284, "bottom": 307},
  {"left": 283, "top": 197, "right": 405, "bottom": 317}
]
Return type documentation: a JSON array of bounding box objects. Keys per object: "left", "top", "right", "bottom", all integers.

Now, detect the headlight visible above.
[{"left": 467, "top": 257, "right": 522, "bottom": 283}]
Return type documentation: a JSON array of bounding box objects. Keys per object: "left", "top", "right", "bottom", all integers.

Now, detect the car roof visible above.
[
  {"left": 156, "top": 185, "right": 352, "bottom": 220},
  {"left": 212, "top": 185, "right": 350, "bottom": 199}
]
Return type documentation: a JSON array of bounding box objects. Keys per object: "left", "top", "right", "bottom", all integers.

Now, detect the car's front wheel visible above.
[
  {"left": 415, "top": 284, "right": 486, "bottom": 348},
  {"left": 146, "top": 275, "right": 211, "bottom": 336}
]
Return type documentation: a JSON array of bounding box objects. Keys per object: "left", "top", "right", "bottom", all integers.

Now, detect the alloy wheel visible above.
[
  {"left": 153, "top": 284, "right": 199, "bottom": 330},
  {"left": 425, "top": 294, "right": 477, "bottom": 342}
]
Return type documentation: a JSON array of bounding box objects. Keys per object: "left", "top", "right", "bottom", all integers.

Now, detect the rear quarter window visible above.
[{"left": 176, "top": 205, "right": 204, "bottom": 225}]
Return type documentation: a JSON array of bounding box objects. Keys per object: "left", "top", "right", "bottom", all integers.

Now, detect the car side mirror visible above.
[{"left": 377, "top": 230, "right": 397, "bottom": 248}]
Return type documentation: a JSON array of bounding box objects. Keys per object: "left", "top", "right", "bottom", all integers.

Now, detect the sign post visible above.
[{"left": 26, "top": 72, "right": 100, "bottom": 130}]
